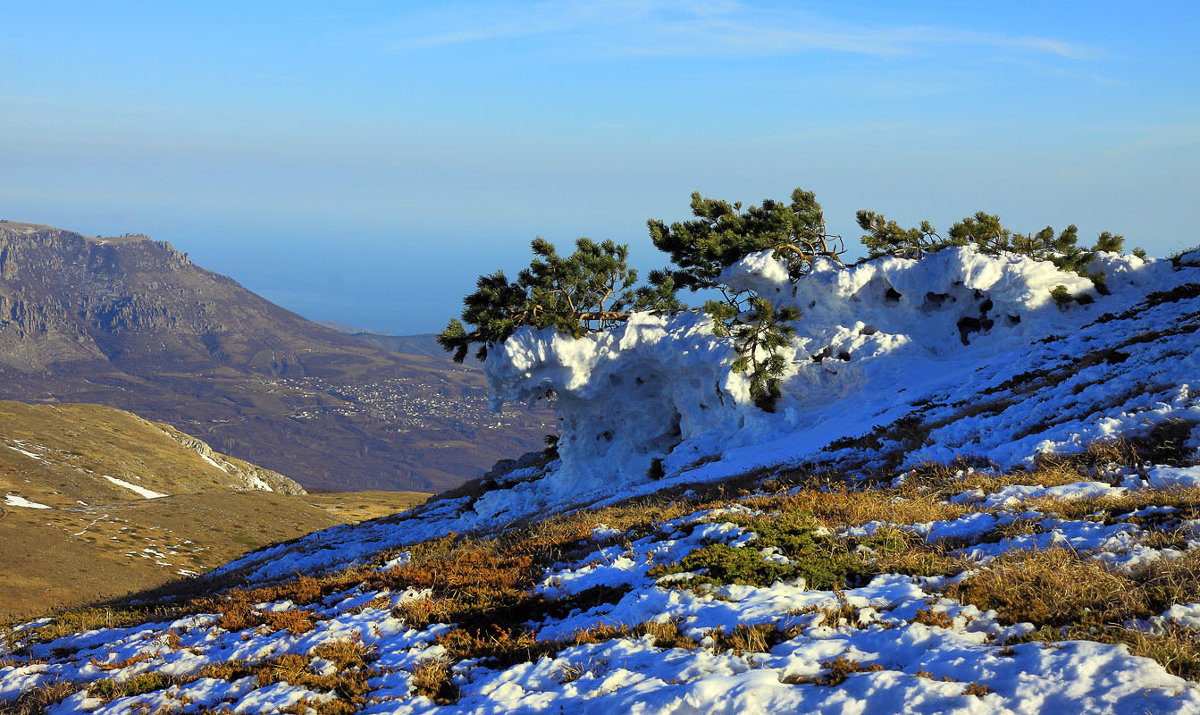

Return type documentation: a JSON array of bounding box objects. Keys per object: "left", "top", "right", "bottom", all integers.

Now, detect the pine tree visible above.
[
  {"left": 857, "top": 207, "right": 1137, "bottom": 296},
  {"left": 437, "top": 237, "right": 679, "bottom": 363},
  {"left": 856, "top": 211, "right": 951, "bottom": 259},
  {"left": 647, "top": 187, "right": 844, "bottom": 291}
]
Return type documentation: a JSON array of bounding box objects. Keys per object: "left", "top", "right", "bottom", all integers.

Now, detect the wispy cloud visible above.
[{"left": 386, "top": 1, "right": 1098, "bottom": 61}]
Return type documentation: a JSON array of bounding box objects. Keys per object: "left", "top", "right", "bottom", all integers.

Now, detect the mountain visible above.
[
  {"left": 0, "top": 400, "right": 428, "bottom": 620},
  {"left": 0, "top": 220, "right": 553, "bottom": 491},
  {"left": 2, "top": 247, "right": 1198, "bottom": 712}
]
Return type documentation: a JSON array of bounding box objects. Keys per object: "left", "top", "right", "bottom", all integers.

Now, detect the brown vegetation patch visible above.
[
  {"left": 946, "top": 548, "right": 1200, "bottom": 679},
  {"left": 909, "top": 608, "right": 956, "bottom": 629},
  {"left": 947, "top": 548, "right": 1149, "bottom": 628}
]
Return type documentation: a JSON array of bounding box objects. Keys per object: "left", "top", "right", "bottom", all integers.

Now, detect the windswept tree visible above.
[
  {"left": 856, "top": 210, "right": 948, "bottom": 259},
  {"left": 648, "top": 187, "right": 845, "bottom": 292},
  {"left": 442, "top": 187, "right": 1144, "bottom": 414},
  {"left": 857, "top": 208, "right": 1141, "bottom": 291},
  {"left": 437, "top": 237, "right": 680, "bottom": 363}
]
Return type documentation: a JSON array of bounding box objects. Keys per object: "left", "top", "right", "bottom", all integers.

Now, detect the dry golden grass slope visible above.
[{"left": 0, "top": 401, "right": 427, "bottom": 620}]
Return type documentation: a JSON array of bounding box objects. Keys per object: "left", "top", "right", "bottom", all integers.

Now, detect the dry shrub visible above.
[
  {"left": 899, "top": 460, "right": 1086, "bottom": 502},
  {"left": 86, "top": 671, "right": 187, "bottom": 703},
  {"left": 752, "top": 485, "right": 964, "bottom": 529},
  {"left": 573, "top": 619, "right": 697, "bottom": 651},
  {"left": 913, "top": 668, "right": 956, "bottom": 682},
  {"left": 436, "top": 625, "right": 559, "bottom": 671},
  {"left": 909, "top": 609, "right": 956, "bottom": 629},
  {"left": 391, "top": 595, "right": 439, "bottom": 629},
  {"left": 817, "top": 656, "right": 885, "bottom": 686},
  {"left": 1131, "top": 550, "right": 1200, "bottom": 614},
  {"left": 215, "top": 603, "right": 264, "bottom": 633},
  {"left": 312, "top": 638, "right": 374, "bottom": 671},
  {"left": 1031, "top": 487, "right": 1200, "bottom": 523},
  {"left": 946, "top": 549, "right": 1200, "bottom": 681},
  {"left": 964, "top": 682, "right": 992, "bottom": 697},
  {"left": 386, "top": 540, "right": 531, "bottom": 596},
  {"left": 1116, "top": 627, "right": 1200, "bottom": 681},
  {"left": 1, "top": 678, "right": 82, "bottom": 715},
  {"left": 849, "top": 524, "right": 964, "bottom": 578},
  {"left": 410, "top": 657, "right": 457, "bottom": 704},
  {"left": 195, "top": 647, "right": 378, "bottom": 715},
  {"left": 88, "top": 650, "right": 155, "bottom": 671},
  {"left": 947, "top": 548, "right": 1146, "bottom": 628},
  {"left": 952, "top": 548, "right": 1200, "bottom": 635},
  {"left": 706, "top": 623, "right": 778, "bottom": 655},
  {"left": 815, "top": 598, "right": 865, "bottom": 630},
  {"left": 5, "top": 606, "right": 179, "bottom": 655},
  {"left": 263, "top": 609, "right": 317, "bottom": 636},
  {"left": 987, "top": 518, "right": 1046, "bottom": 541},
  {"left": 1036, "top": 422, "right": 1196, "bottom": 473},
  {"left": 1077, "top": 437, "right": 1144, "bottom": 468}
]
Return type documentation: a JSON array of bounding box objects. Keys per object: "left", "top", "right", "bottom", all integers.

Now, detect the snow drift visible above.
[{"left": 487, "top": 247, "right": 1198, "bottom": 491}]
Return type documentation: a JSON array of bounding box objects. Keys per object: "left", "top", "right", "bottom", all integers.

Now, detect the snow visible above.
[
  {"left": 3, "top": 247, "right": 1199, "bottom": 713},
  {"left": 4, "top": 493, "right": 52, "bottom": 509},
  {"left": 1163, "top": 603, "right": 1200, "bottom": 631},
  {"left": 102, "top": 475, "right": 169, "bottom": 499},
  {"left": 10, "top": 482, "right": 1200, "bottom": 712},
  {"left": 5, "top": 441, "right": 45, "bottom": 461},
  {"left": 206, "top": 248, "right": 1199, "bottom": 586},
  {"left": 485, "top": 247, "right": 1199, "bottom": 497},
  {"left": 1147, "top": 466, "right": 1200, "bottom": 490},
  {"left": 197, "top": 450, "right": 227, "bottom": 471}
]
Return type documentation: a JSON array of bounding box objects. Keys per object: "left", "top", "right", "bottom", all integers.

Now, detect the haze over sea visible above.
[{"left": 2, "top": 1, "right": 1196, "bottom": 334}]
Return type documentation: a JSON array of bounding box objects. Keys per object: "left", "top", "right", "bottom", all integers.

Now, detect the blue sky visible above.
[{"left": 2, "top": 1, "right": 1197, "bottom": 334}]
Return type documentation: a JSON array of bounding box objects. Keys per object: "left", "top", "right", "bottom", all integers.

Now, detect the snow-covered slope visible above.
[
  {"left": 3, "top": 247, "right": 1199, "bottom": 713},
  {"left": 198, "top": 247, "right": 1198, "bottom": 584}
]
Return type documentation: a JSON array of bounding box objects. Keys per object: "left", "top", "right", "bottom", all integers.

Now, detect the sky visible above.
[{"left": 1, "top": 1, "right": 1197, "bottom": 334}]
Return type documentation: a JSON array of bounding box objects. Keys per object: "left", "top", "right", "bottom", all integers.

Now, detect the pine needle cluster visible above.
[{"left": 437, "top": 237, "right": 680, "bottom": 363}]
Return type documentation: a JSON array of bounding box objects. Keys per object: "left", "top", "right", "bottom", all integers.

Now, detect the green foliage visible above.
[
  {"left": 649, "top": 543, "right": 804, "bottom": 588},
  {"left": 856, "top": 211, "right": 951, "bottom": 259},
  {"left": 650, "top": 511, "right": 874, "bottom": 591},
  {"left": 444, "top": 188, "right": 1149, "bottom": 414},
  {"left": 440, "top": 188, "right": 838, "bottom": 411},
  {"left": 713, "top": 296, "right": 799, "bottom": 411},
  {"left": 649, "top": 537, "right": 870, "bottom": 591},
  {"left": 858, "top": 208, "right": 1141, "bottom": 293},
  {"left": 88, "top": 672, "right": 180, "bottom": 702},
  {"left": 650, "top": 188, "right": 843, "bottom": 411},
  {"left": 437, "top": 237, "right": 680, "bottom": 363},
  {"left": 647, "top": 188, "right": 844, "bottom": 291}
]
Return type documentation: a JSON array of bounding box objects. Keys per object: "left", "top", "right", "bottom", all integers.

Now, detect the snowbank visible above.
[{"left": 486, "top": 246, "right": 1197, "bottom": 492}]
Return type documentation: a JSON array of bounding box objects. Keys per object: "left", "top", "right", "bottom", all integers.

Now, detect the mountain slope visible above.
[
  {"left": 2, "top": 247, "right": 1198, "bottom": 712},
  {"left": 0, "top": 401, "right": 429, "bottom": 620},
  {"left": 0, "top": 220, "right": 552, "bottom": 491}
]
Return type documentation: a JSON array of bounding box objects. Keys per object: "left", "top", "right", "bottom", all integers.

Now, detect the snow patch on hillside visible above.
[
  {"left": 102, "top": 475, "right": 168, "bottom": 499},
  {"left": 5, "top": 493, "right": 52, "bottom": 509}
]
